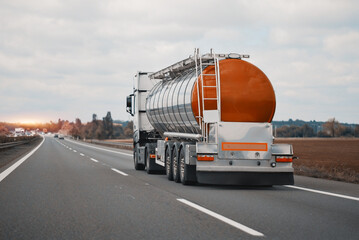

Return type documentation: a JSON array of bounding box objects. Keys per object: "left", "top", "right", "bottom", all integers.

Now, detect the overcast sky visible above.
[{"left": 1, "top": 0, "right": 358, "bottom": 124}]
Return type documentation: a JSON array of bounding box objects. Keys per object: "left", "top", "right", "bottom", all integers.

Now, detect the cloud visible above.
[
  {"left": 347, "top": 87, "right": 359, "bottom": 94},
  {"left": 324, "top": 31, "right": 359, "bottom": 58}
]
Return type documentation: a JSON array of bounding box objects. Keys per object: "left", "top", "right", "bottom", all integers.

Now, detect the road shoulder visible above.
[{"left": 0, "top": 137, "right": 43, "bottom": 172}]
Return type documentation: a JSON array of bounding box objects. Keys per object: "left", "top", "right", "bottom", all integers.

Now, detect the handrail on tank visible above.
[
  {"left": 164, "top": 132, "right": 202, "bottom": 141},
  {"left": 148, "top": 50, "right": 249, "bottom": 80}
]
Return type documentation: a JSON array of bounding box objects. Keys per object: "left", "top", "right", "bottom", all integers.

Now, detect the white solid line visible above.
[
  {"left": 0, "top": 136, "right": 45, "bottom": 183},
  {"left": 80, "top": 153, "right": 85, "bottom": 156},
  {"left": 111, "top": 168, "right": 129, "bottom": 176},
  {"left": 73, "top": 150, "right": 77, "bottom": 152},
  {"left": 177, "top": 198, "right": 264, "bottom": 237},
  {"left": 90, "top": 158, "right": 99, "bottom": 163},
  {"left": 284, "top": 185, "right": 359, "bottom": 201},
  {"left": 65, "top": 138, "right": 132, "bottom": 157}
]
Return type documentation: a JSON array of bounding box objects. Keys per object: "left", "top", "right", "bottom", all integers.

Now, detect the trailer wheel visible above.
[
  {"left": 134, "top": 145, "right": 145, "bottom": 170},
  {"left": 165, "top": 147, "right": 173, "bottom": 180},
  {"left": 172, "top": 146, "right": 180, "bottom": 183},
  {"left": 179, "top": 147, "right": 196, "bottom": 185}
]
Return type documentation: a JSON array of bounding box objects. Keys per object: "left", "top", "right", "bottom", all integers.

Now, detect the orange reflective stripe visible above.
[
  {"left": 197, "top": 155, "right": 214, "bottom": 161},
  {"left": 276, "top": 157, "right": 293, "bottom": 162},
  {"left": 150, "top": 154, "right": 156, "bottom": 159},
  {"left": 222, "top": 142, "right": 268, "bottom": 151}
]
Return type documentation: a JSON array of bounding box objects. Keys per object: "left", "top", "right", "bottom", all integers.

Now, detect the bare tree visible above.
[
  {"left": 355, "top": 125, "right": 359, "bottom": 137},
  {"left": 103, "top": 111, "right": 113, "bottom": 139},
  {"left": 322, "top": 118, "right": 341, "bottom": 137}
]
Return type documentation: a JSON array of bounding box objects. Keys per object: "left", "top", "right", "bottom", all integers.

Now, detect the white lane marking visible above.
[
  {"left": 90, "top": 158, "right": 99, "bottom": 163},
  {"left": 80, "top": 153, "right": 85, "bottom": 156},
  {"left": 0, "top": 136, "right": 45, "bottom": 183},
  {"left": 73, "top": 150, "right": 77, "bottom": 153},
  {"left": 127, "top": 194, "right": 135, "bottom": 200},
  {"left": 69, "top": 148, "right": 72, "bottom": 150},
  {"left": 177, "top": 198, "right": 264, "bottom": 237},
  {"left": 111, "top": 168, "right": 129, "bottom": 176},
  {"left": 65, "top": 138, "right": 132, "bottom": 157},
  {"left": 284, "top": 185, "right": 359, "bottom": 201}
]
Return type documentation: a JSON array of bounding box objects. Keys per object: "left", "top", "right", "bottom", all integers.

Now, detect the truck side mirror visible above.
[
  {"left": 126, "top": 95, "right": 134, "bottom": 116},
  {"left": 126, "top": 95, "right": 132, "bottom": 108}
]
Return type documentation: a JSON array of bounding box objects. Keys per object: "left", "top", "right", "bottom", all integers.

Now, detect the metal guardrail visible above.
[
  {"left": 0, "top": 136, "right": 40, "bottom": 150},
  {"left": 0, "top": 141, "right": 28, "bottom": 149}
]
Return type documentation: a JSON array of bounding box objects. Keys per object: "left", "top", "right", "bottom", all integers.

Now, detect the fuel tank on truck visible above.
[{"left": 146, "top": 58, "right": 276, "bottom": 135}]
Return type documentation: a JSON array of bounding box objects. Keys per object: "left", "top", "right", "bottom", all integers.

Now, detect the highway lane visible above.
[{"left": 0, "top": 136, "right": 358, "bottom": 239}]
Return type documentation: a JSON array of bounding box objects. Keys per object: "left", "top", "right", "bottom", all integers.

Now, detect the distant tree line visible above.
[
  {"left": 0, "top": 120, "right": 65, "bottom": 135},
  {"left": 0, "top": 111, "right": 133, "bottom": 140},
  {"left": 274, "top": 118, "right": 359, "bottom": 138},
  {"left": 2, "top": 116, "right": 358, "bottom": 139},
  {"left": 62, "top": 112, "right": 133, "bottom": 140}
]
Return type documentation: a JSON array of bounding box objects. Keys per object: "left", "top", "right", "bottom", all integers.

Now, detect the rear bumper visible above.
[{"left": 196, "top": 171, "right": 294, "bottom": 185}]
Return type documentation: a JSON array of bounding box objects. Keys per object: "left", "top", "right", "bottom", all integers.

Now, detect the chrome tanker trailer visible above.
[{"left": 126, "top": 49, "right": 294, "bottom": 185}]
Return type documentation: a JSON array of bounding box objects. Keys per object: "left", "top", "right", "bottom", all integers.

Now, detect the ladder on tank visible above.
[{"left": 194, "top": 48, "right": 221, "bottom": 142}]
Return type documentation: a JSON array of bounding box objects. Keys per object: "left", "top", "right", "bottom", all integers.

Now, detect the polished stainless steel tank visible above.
[
  {"left": 146, "top": 59, "right": 276, "bottom": 135},
  {"left": 146, "top": 70, "right": 201, "bottom": 134}
]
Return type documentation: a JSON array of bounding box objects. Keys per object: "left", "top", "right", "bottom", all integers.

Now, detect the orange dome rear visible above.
[{"left": 192, "top": 58, "right": 276, "bottom": 123}]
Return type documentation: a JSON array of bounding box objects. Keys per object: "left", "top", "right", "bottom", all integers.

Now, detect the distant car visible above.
[
  {"left": 59, "top": 134, "right": 64, "bottom": 139},
  {"left": 54, "top": 134, "right": 58, "bottom": 138}
]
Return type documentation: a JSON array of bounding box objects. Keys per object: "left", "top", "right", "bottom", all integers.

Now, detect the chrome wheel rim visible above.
[
  {"left": 180, "top": 151, "right": 185, "bottom": 181},
  {"left": 173, "top": 153, "right": 177, "bottom": 178},
  {"left": 166, "top": 150, "right": 170, "bottom": 175}
]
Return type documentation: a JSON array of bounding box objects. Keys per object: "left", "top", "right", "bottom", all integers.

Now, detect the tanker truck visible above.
[{"left": 126, "top": 49, "right": 294, "bottom": 185}]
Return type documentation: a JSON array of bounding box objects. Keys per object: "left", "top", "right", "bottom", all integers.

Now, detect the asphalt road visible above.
[{"left": 0, "top": 136, "right": 358, "bottom": 239}]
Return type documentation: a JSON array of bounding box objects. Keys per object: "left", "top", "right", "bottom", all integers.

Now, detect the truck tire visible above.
[
  {"left": 145, "top": 144, "right": 155, "bottom": 174},
  {"left": 165, "top": 147, "right": 173, "bottom": 180},
  {"left": 134, "top": 145, "right": 145, "bottom": 170},
  {"left": 172, "top": 145, "right": 180, "bottom": 183},
  {"left": 179, "top": 147, "right": 196, "bottom": 185}
]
